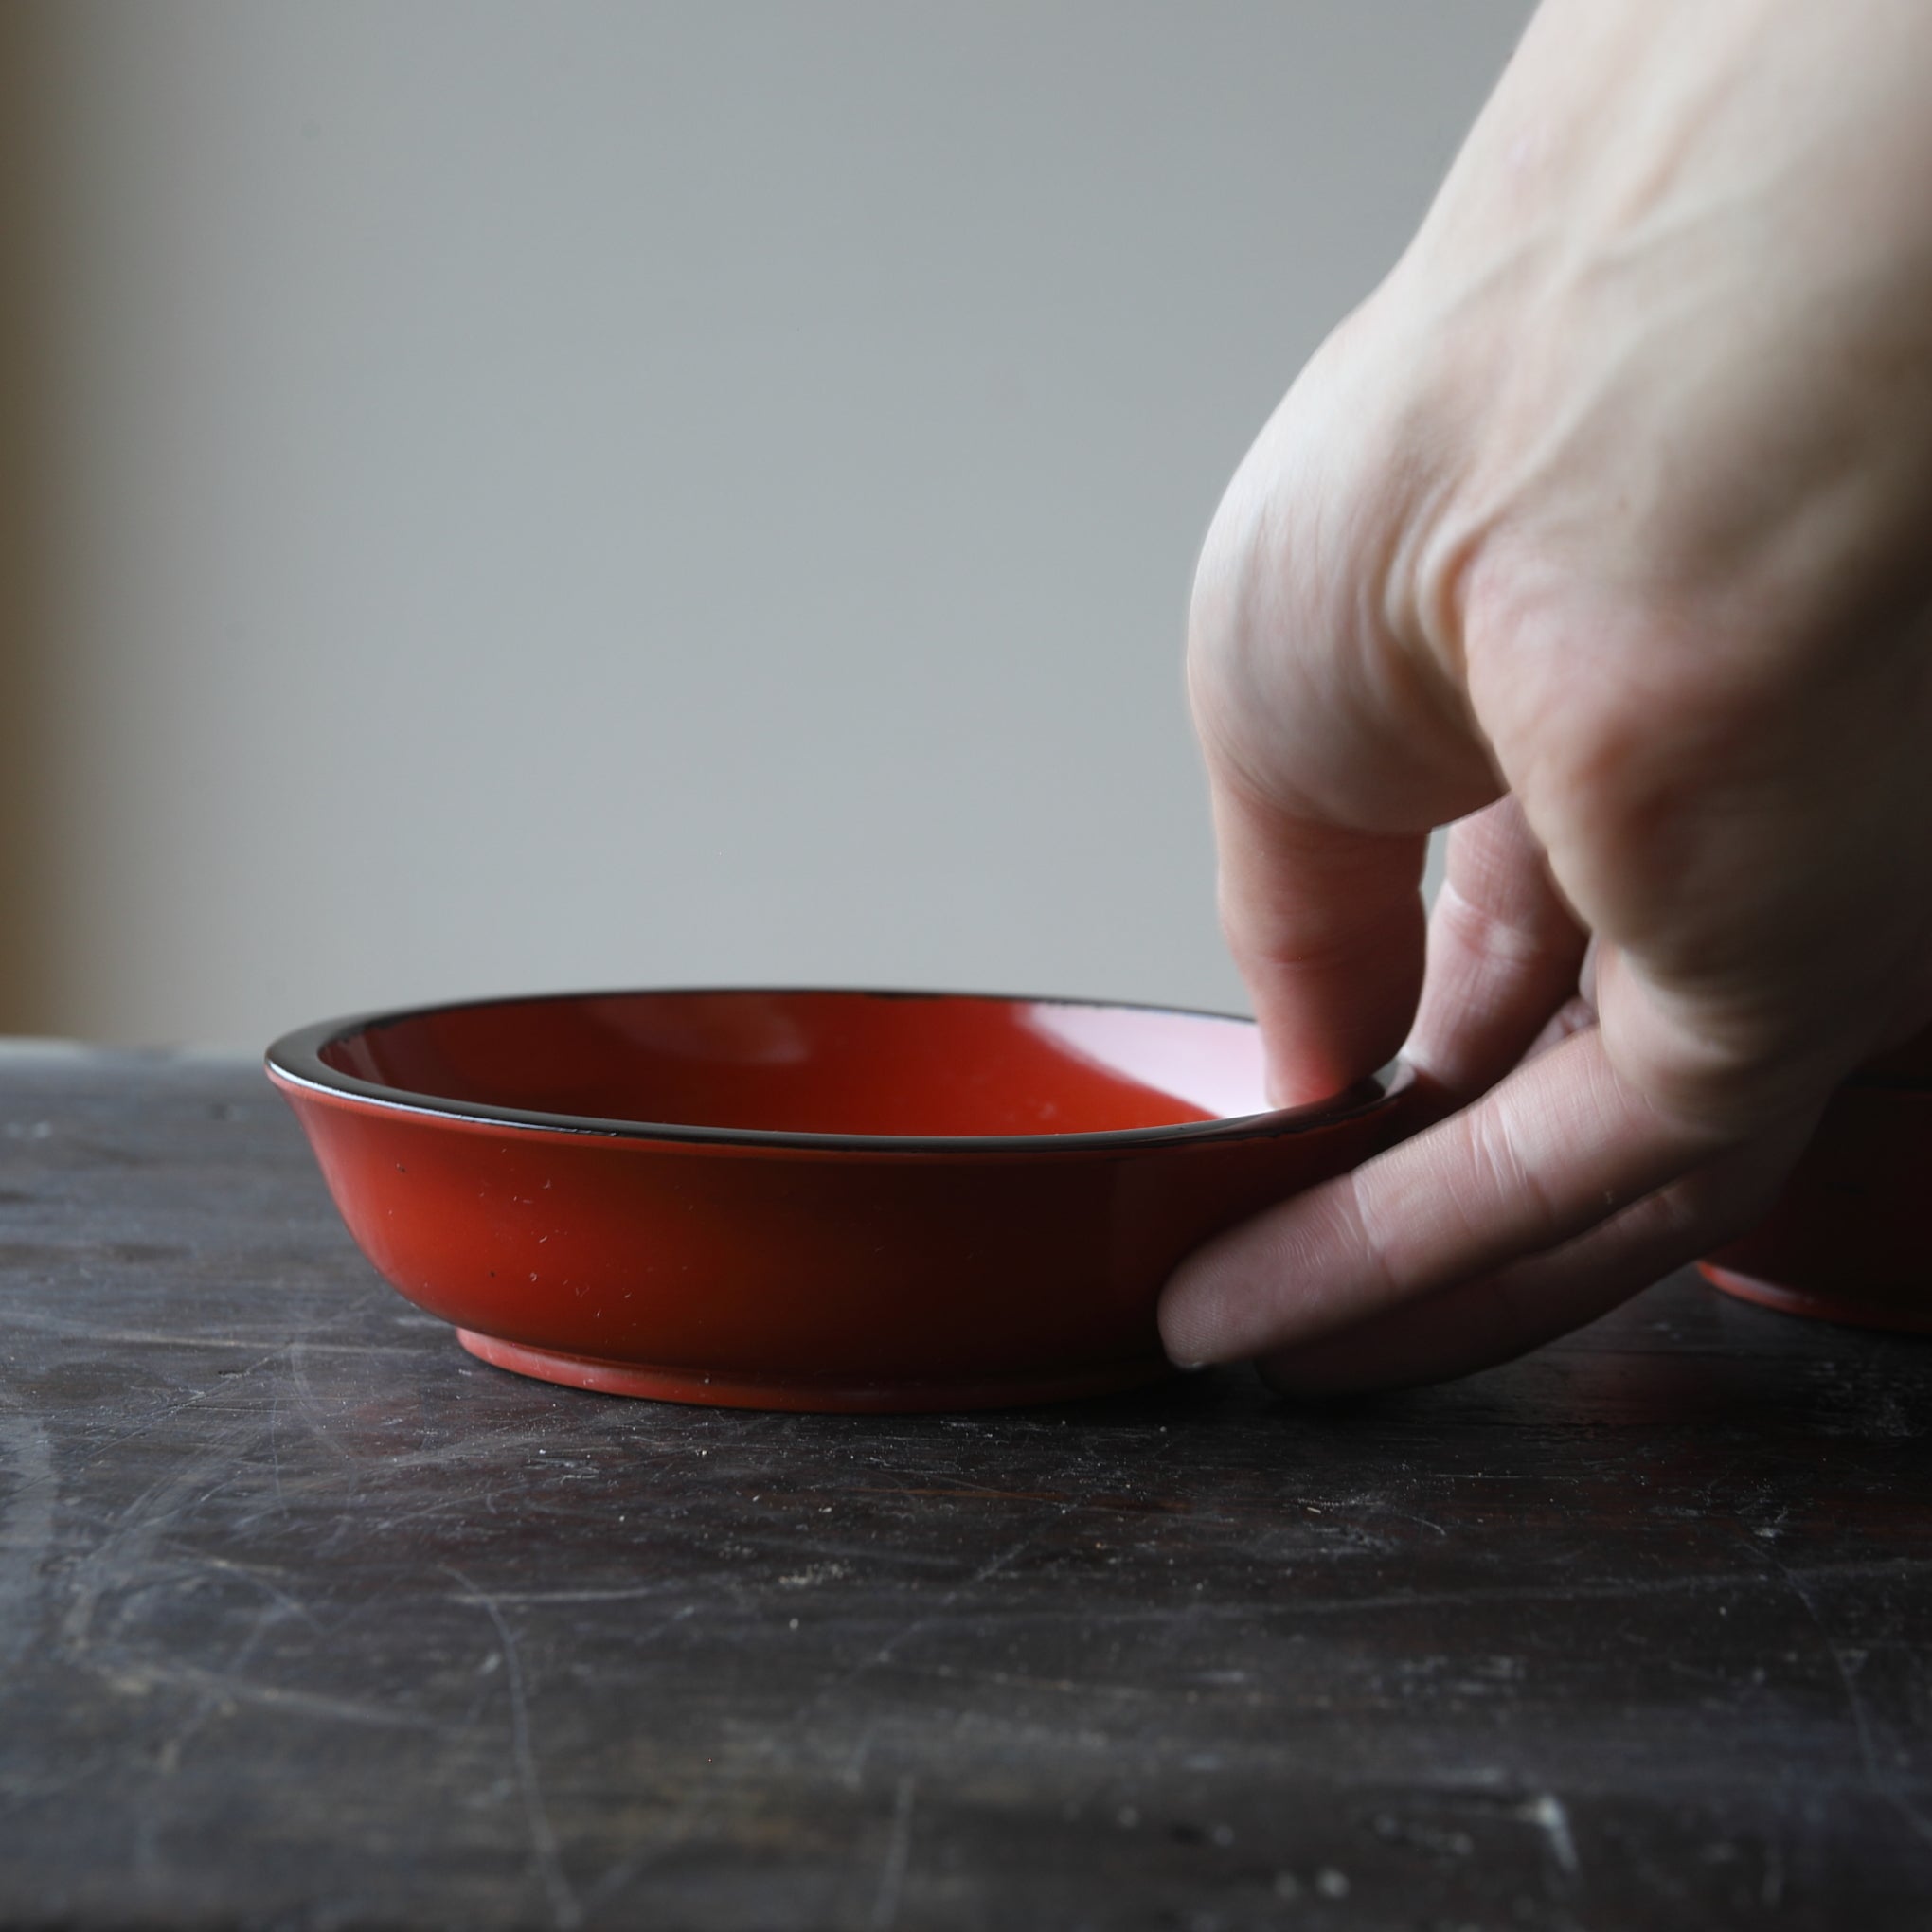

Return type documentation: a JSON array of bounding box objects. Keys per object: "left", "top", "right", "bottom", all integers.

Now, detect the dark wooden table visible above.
[{"left": 2, "top": 1046, "right": 1929, "bottom": 1930}]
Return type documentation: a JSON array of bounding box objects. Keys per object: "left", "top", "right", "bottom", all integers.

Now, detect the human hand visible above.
[{"left": 1159, "top": 0, "right": 1932, "bottom": 1391}]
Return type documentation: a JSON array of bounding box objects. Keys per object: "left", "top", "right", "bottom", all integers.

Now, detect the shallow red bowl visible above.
[
  {"left": 265, "top": 988, "right": 1418, "bottom": 1412},
  {"left": 1702, "top": 1075, "right": 1932, "bottom": 1335}
]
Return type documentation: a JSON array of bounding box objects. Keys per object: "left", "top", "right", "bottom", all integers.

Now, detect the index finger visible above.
[{"left": 1158, "top": 1021, "right": 1755, "bottom": 1368}]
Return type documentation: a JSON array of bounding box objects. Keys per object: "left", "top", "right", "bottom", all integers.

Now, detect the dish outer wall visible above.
[
  {"left": 269, "top": 1072, "right": 1415, "bottom": 1412},
  {"left": 1702, "top": 1079, "right": 1932, "bottom": 1335}
]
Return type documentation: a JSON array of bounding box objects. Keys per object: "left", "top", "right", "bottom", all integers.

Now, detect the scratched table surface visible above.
[{"left": 2, "top": 1046, "right": 1929, "bottom": 1932}]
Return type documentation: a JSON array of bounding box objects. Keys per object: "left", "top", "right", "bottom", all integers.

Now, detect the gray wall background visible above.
[{"left": 5, "top": 2, "right": 1530, "bottom": 1050}]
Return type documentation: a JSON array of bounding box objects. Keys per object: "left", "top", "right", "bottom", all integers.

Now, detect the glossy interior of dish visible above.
[{"left": 318, "top": 990, "right": 1288, "bottom": 1136}]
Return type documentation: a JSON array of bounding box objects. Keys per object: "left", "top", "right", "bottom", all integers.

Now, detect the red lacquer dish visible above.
[
  {"left": 266, "top": 988, "right": 1419, "bottom": 1412},
  {"left": 1702, "top": 1044, "right": 1932, "bottom": 1335}
]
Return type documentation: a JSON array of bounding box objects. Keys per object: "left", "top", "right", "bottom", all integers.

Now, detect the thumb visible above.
[
  {"left": 1185, "top": 317, "right": 1501, "bottom": 1103},
  {"left": 1208, "top": 770, "right": 1428, "bottom": 1104}
]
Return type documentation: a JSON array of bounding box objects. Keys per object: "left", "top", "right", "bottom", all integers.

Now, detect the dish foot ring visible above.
[
  {"left": 1699, "top": 1263, "right": 1932, "bottom": 1337},
  {"left": 456, "top": 1329, "right": 1175, "bottom": 1412}
]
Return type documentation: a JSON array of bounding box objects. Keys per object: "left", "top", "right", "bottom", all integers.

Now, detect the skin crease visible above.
[{"left": 1157, "top": 0, "right": 1932, "bottom": 1392}]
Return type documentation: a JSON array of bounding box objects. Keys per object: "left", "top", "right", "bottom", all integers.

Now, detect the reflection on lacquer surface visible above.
[
  {"left": 1020, "top": 1000, "right": 1267, "bottom": 1125},
  {"left": 317, "top": 989, "right": 1278, "bottom": 1138}
]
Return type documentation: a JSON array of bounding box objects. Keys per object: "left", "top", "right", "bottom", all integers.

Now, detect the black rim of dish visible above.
[{"left": 264, "top": 985, "right": 1412, "bottom": 1154}]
